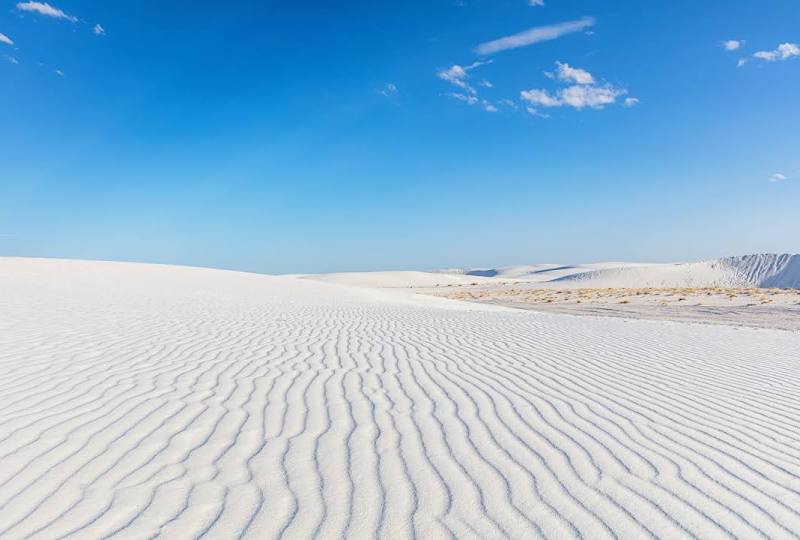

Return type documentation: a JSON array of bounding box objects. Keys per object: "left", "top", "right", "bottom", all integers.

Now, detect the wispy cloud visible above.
[
  {"left": 623, "top": 97, "right": 639, "bottom": 107},
  {"left": 54, "top": 68, "right": 64, "bottom": 76},
  {"left": 377, "top": 83, "right": 398, "bottom": 97},
  {"left": 722, "top": 40, "right": 743, "bottom": 51},
  {"left": 554, "top": 61, "right": 594, "bottom": 84},
  {"left": 528, "top": 0, "right": 545, "bottom": 6},
  {"left": 526, "top": 106, "right": 550, "bottom": 119},
  {"left": 438, "top": 60, "right": 501, "bottom": 113},
  {"left": 753, "top": 42, "right": 800, "bottom": 62},
  {"left": 769, "top": 173, "right": 788, "bottom": 182},
  {"left": 437, "top": 60, "right": 492, "bottom": 95},
  {"left": 447, "top": 93, "right": 499, "bottom": 113},
  {"left": 448, "top": 92, "right": 478, "bottom": 105},
  {"left": 0, "top": 32, "right": 14, "bottom": 46},
  {"left": 475, "top": 17, "right": 594, "bottom": 55},
  {"left": 16, "top": 1, "right": 77, "bottom": 22},
  {"left": 93, "top": 23, "right": 105, "bottom": 36},
  {"left": 4, "top": 54, "right": 19, "bottom": 64}
]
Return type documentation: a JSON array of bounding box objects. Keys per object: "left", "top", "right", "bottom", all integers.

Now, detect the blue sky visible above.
[{"left": 1, "top": 0, "right": 798, "bottom": 273}]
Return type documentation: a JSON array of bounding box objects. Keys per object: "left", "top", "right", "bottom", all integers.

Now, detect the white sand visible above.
[
  {"left": 297, "top": 270, "right": 495, "bottom": 288},
  {"left": 464, "top": 254, "right": 800, "bottom": 289},
  {"left": 2, "top": 258, "right": 800, "bottom": 539},
  {"left": 304, "top": 254, "right": 800, "bottom": 290}
]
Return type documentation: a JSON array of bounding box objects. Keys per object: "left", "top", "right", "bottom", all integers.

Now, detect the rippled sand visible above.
[{"left": 2, "top": 259, "right": 800, "bottom": 539}]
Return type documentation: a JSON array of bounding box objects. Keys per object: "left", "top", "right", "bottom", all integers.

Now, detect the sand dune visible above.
[
  {"left": 449, "top": 262, "right": 657, "bottom": 282},
  {"left": 553, "top": 254, "right": 800, "bottom": 289},
  {"left": 2, "top": 258, "right": 800, "bottom": 539},
  {"left": 306, "top": 254, "right": 800, "bottom": 290}
]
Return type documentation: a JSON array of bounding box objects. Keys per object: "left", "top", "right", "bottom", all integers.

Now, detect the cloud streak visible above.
[
  {"left": 475, "top": 17, "right": 595, "bottom": 55},
  {"left": 377, "top": 83, "right": 398, "bottom": 97},
  {"left": 16, "top": 1, "right": 77, "bottom": 22},
  {"left": 437, "top": 60, "right": 492, "bottom": 94},
  {"left": 0, "top": 33, "right": 14, "bottom": 46},
  {"left": 769, "top": 173, "right": 788, "bottom": 183},
  {"left": 753, "top": 42, "right": 799, "bottom": 62}
]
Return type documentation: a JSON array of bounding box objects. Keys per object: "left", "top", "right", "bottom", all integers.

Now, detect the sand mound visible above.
[
  {"left": 721, "top": 253, "right": 800, "bottom": 288},
  {"left": 305, "top": 255, "right": 799, "bottom": 290},
  {"left": 2, "top": 257, "right": 799, "bottom": 538},
  {"left": 553, "top": 254, "right": 800, "bottom": 289},
  {"left": 440, "top": 263, "right": 656, "bottom": 283}
]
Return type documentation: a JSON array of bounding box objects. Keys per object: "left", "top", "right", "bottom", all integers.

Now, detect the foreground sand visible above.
[{"left": 2, "top": 259, "right": 800, "bottom": 539}]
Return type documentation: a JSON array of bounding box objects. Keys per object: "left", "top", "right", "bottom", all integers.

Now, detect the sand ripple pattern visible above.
[{"left": 1, "top": 259, "right": 799, "bottom": 539}]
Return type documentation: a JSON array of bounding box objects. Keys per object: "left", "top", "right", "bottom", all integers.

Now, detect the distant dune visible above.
[
  {"left": 2, "top": 257, "right": 800, "bottom": 538},
  {"left": 304, "top": 254, "right": 800, "bottom": 290},
  {"left": 297, "top": 270, "right": 495, "bottom": 288},
  {"left": 553, "top": 254, "right": 800, "bottom": 289}
]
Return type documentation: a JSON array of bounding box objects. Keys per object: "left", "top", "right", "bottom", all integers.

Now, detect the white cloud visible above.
[
  {"left": 479, "top": 79, "right": 494, "bottom": 88},
  {"left": 0, "top": 33, "right": 13, "bottom": 46},
  {"left": 754, "top": 51, "right": 777, "bottom": 61},
  {"left": 16, "top": 2, "right": 77, "bottom": 22},
  {"left": 559, "top": 84, "right": 624, "bottom": 109},
  {"left": 723, "top": 40, "right": 743, "bottom": 51},
  {"left": 447, "top": 93, "right": 499, "bottom": 113},
  {"left": 520, "top": 59, "right": 630, "bottom": 113},
  {"left": 737, "top": 58, "right": 748, "bottom": 68},
  {"left": 528, "top": 0, "right": 545, "bottom": 6},
  {"left": 778, "top": 43, "right": 800, "bottom": 58},
  {"left": 526, "top": 106, "right": 550, "bottom": 119},
  {"left": 54, "top": 68, "right": 64, "bottom": 76},
  {"left": 439, "top": 65, "right": 472, "bottom": 92},
  {"left": 769, "top": 173, "right": 788, "bottom": 182},
  {"left": 93, "top": 24, "right": 105, "bottom": 36},
  {"left": 755, "top": 50, "right": 783, "bottom": 61},
  {"left": 554, "top": 61, "right": 594, "bottom": 84},
  {"left": 448, "top": 92, "right": 479, "bottom": 105},
  {"left": 753, "top": 42, "right": 800, "bottom": 62},
  {"left": 4, "top": 55, "right": 19, "bottom": 64},
  {"left": 475, "top": 17, "right": 594, "bottom": 55},
  {"left": 377, "top": 83, "right": 398, "bottom": 97},
  {"left": 521, "top": 84, "right": 626, "bottom": 110},
  {"left": 520, "top": 88, "right": 561, "bottom": 107},
  {"left": 437, "top": 60, "right": 492, "bottom": 94}
]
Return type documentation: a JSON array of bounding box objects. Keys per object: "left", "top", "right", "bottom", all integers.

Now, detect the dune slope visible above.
[
  {"left": 1, "top": 258, "right": 800, "bottom": 539},
  {"left": 552, "top": 254, "right": 800, "bottom": 289}
]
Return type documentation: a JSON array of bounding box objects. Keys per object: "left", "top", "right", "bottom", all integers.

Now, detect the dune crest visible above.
[{"left": 554, "top": 254, "right": 800, "bottom": 289}]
